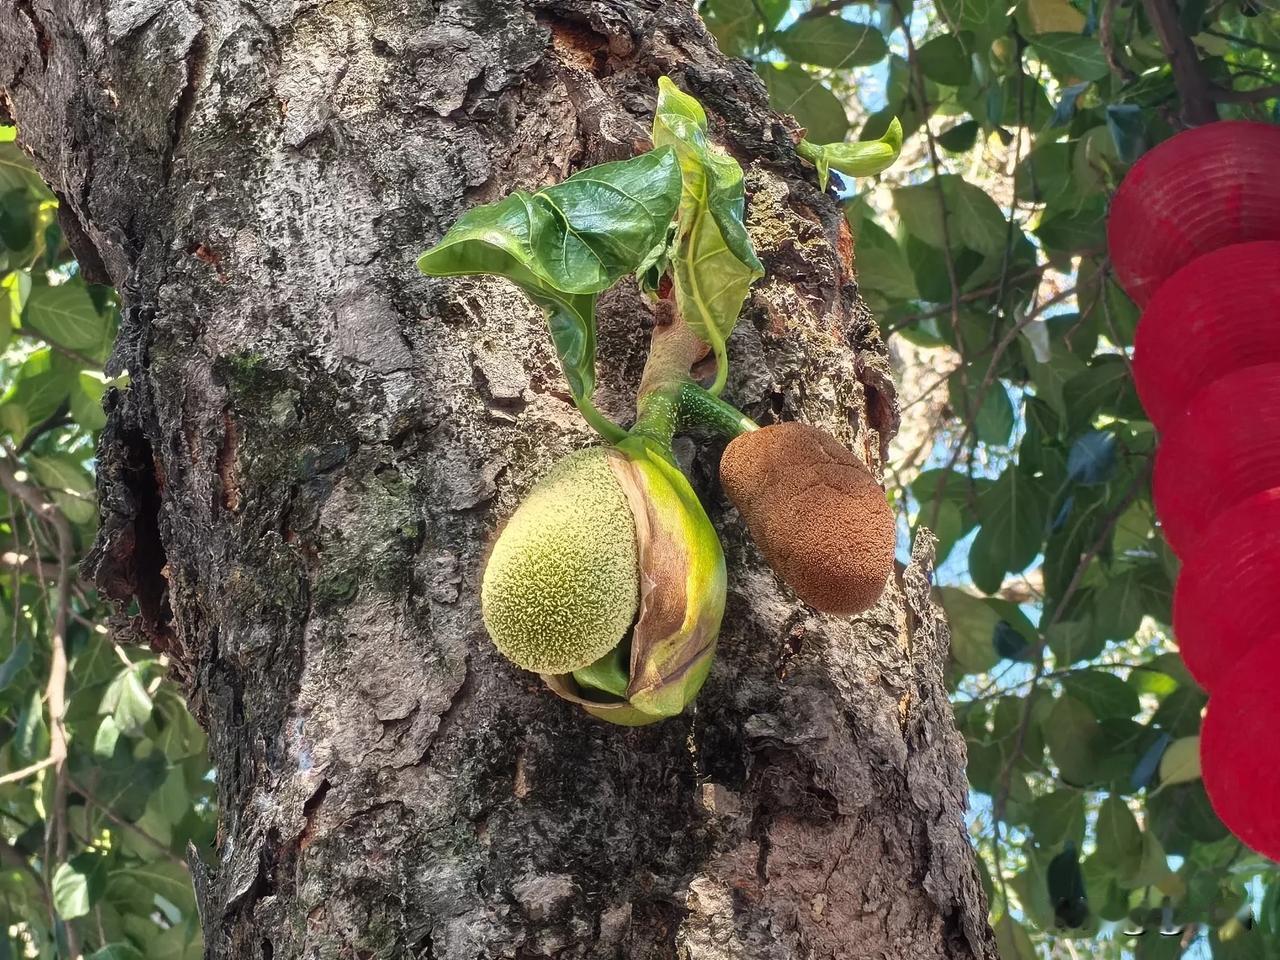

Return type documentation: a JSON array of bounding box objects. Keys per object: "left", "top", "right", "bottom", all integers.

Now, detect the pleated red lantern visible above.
[
  {"left": 1173, "top": 488, "right": 1280, "bottom": 690},
  {"left": 1108, "top": 121, "right": 1280, "bottom": 307},
  {"left": 1201, "top": 640, "right": 1280, "bottom": 862},
  {"left": 1133, "top": 241, "right": 1280, "bottom": 429},
  {"left": 1153, "top": 363, "right": 1280, "bottom": 555}
]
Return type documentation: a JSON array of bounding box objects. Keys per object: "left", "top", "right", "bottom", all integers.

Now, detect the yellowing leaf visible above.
[
  {"left": 1158, "top": 735, "right": 1201, "bottom": 786},
  {"left": 1021, "top": 0, "right": 1086, "bottom": 34}
]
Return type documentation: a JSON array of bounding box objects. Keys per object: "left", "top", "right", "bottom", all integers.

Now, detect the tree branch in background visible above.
[
  {"left": 1212, "top": 83, "right": 1280, "bottom": 103},
  {"left": 1100, "top": 0, "right": 1137, "bottom": 81},
  {"left": 1141, "top": 0, "right": 1220, "bottom": 124}
]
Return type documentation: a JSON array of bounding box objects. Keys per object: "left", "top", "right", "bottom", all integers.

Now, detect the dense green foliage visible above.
[
  {"left": 698, "top": 0, "right": 1279, "bottom": 955},
  {"left": 0, "top": 127, "right": 210, "bottom": 958}
]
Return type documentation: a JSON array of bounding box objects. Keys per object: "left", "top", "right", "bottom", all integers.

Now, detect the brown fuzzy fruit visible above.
[{"left": 720, "top": 422, "right": 896, "bottom": 615}]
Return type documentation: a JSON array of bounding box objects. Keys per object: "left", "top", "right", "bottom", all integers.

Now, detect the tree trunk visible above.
[{"left": 1, "top": 2, "right": 997, "bottom": 957}]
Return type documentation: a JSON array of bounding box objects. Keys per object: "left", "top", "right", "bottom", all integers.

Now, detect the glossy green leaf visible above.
[
  {"left": 652, "top": 77, "right": 763, "bottom": 394},
  {"left": 1029, "top": 32, "right": 1110, "bottom": 82},
  {"left": 53, "top": 853, "right": 107, "bottom": 920},
  {"left": 418, "top": 146, "right": 679, "bottom": 437},
  {"left": 23, "top": 279, "right": 103, "bottom": 350},
  {"left": 100, "top": 666, "right": 155, "bottom": 737},
  {"left": 797, "top": 116, "right": 902, "bottom": 191},
  {"left": 775, "top": 16, "right": 888, "bottom": 68}
]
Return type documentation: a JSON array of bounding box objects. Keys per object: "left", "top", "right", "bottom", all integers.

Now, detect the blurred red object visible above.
[
  {"left": 1108, "top": 121, "right": 1280, "bottom": 307},
  {"left": 1134, "top": 241, "right": 1280, "bottom": 429},
  {"left": 1173, "top": 487, "right": 1280, "bottom": 690},
  {"left": 1201, "top": 640, "right": 1280, "bottom": 862},
  {"left": 1153, "top": 363, "right": 1280, "bottom": 555}
]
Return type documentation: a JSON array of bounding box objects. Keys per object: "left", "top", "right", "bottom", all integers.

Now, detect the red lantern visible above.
[
  {"left": 1108, "top": 121, "right": 1280, "bottom": 307},
  {"left": 1173, "top": 488, "right": 1280, "bottom": 690},
  {"left": 1153, "top": 363, "right": 1280, "bottom": 555},
  {"left": 1201, "top": 640, "right": 1280, "bottom": 862},
  {"left": 1133, "top": 241, "right": 1280, "bottom": 430}
]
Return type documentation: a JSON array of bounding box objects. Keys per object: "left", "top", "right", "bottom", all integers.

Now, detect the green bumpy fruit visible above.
[{"left": 481, "top": 448, "right": 639, "bottom": 674}]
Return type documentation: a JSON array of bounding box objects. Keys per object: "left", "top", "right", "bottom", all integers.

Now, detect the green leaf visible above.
[
  {"left": 112, "top": 861, "right": 198, "bottom": 916},
  {"left": 87, "top": 947, "right": 146, "bottom": 960},
  {"left": 652, "top": 77, "right": 763, "bottom": 394},
  {"left": 1, "top": 348, "right": 77, "bottom": 431},
  {"left": 1029, "top": 32, "right": 1110, "bottom": 82},
  {"left": 1035, "top": 195, "right": 1107, "bottom": 255},
  {"left": 418, "top": 146, "right": 680, "bottom": 436},
  {"left": 70, "top": 371, "right": 108, "bottom": 431},
  {"left": 418, "top": 147, "right": 680, "bottom": 296},
  {"left": 918, "top": 34, "right": 973, "bottom": 86},
  {"left": 0, "top": 143, "right": 52, "bottom": 197},
  {"left": 0, "top": 639, "right": 32, "bottom": 691},
  {"left": 1029, "top": 790, "right": 1086, "bottom": 847},
  {"left": 23, "top": 279, "right": 104, "bottom": 350},
  {"left": 100, "top": 666, "right": 155, "bottom": 737},
  {"left": 52, "top": 853, "right": 107, "bottom": 920},
  {"left": 1063, "top": 354, "right": 1141, "bottom": 432},
  {"left": 937, "top": 119, "right": 980, "bottom": 153},
  {"left": 1046, "top": 618, "right": 1103, "bottom": 665},
  {"left": 937, "top": 0, "right": 1007, "bottom": 39},
  {"left": 1044, "top": 695, "right": 1101, "bottom": 785},
  {"left": 701, "top": 0, "right": 764, "bottom": 56},
  {"left": 760, "top": 64, "right": 849, "bottom": 143},
  {"left": 994, "top": 915, "right": 1038, "bottom": 960},
  {"left": 949, "top": 372, "right": 1015, "bottom": 446},
  {"left": 969, "top": 466, "right": 1052, "bottom": 594},
  {"left": 1061, "top": 670, "right": 1140, "bottom": 719},
  {"left": 894, "top": 175, "right": 1007, "bottom": 256},
  {"left": 1096, "top": 795, "right": 1144, "bottom": 874},
  {"left": 939, "top": 587, "right": 1001, "bottom": 674},
  {"left": 797, "top": 117, "right": 902, "bottom": 191},
  {"left": 1122, "top": 830, "right": 1172, "bottom": 886},
  {"left": 94, "top": 715, "right": 122, "bottom": 758},
  {"left": 847, "top": 214, "right": 918, "bottom": 300},
  {"left": 1157, "top": 735, "right": 1200, "bottom": 786},
  {"left": 775, "top": 16, "right": 888, "bottom": 68}
]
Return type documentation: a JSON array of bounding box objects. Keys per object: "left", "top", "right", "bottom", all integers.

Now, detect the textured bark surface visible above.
[{"left": 1, "top": 1, "right": 997, "bottom": 957}]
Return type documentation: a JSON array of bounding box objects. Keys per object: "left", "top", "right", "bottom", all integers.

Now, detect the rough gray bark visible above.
[{"left": 1, "top": 1, "right": 997, "bottom": 957}]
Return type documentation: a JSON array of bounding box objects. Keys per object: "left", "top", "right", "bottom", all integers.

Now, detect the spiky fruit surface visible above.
[
  {"left": 720, "top": 422, "right": 895, "bottom": 615},
  {"left": 482, "top": 448, "right": 639, "bottom": 674},
  {"left": 1201, "top": 640, "right": 1280, "bottom": 862}
]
